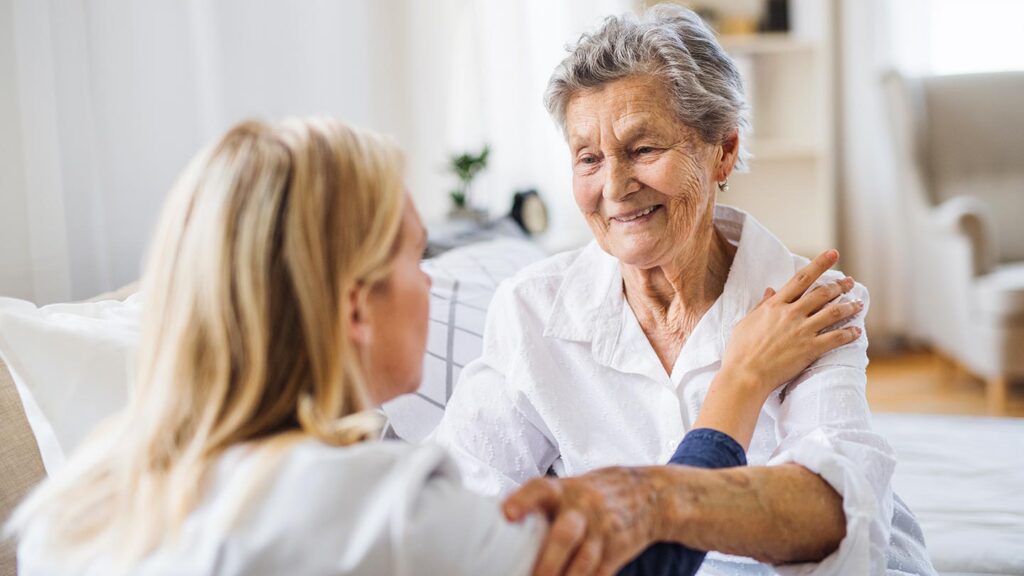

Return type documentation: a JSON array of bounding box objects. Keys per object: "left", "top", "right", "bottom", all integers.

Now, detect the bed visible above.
[{"left": 873, "top": 412, "right": 1024, "bottom": 575}]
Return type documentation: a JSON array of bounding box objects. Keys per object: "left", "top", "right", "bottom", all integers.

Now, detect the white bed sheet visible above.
[{"left": 874, "top": 412, "right": 1024, "bottom": 575}]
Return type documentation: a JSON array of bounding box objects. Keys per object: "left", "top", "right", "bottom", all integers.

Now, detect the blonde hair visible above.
[{"left": 7, "top": 117, "right": 406, "bottom": 570}]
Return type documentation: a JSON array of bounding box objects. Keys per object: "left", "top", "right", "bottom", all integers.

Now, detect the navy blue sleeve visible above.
[
  {"left": 616, "top": 428, "right": 747, "bottom": 576},
  {"left": 667, "top": 428, "right": 747, "bottom": 469}
]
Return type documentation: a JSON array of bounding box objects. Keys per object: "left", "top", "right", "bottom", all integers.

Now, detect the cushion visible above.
[
  {"left": 382, "top": 238, "right": 547, "bottom": 442},
  {"left": 974, "top": 262, "right": 1024, "bottom": 322},
  {"left": 0, "top": 357, "right": 47, "bottom": 576},
  {"left": 0, "top": 294, "right": 142, "bottom": 470}
]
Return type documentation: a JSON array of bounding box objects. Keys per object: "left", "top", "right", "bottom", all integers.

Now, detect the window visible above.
[{"left": 895, "top": 0, "right": 1024, "bottom": 75}]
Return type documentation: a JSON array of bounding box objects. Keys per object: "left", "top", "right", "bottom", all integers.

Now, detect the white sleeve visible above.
[
  {"left": 395, "top": 467, "right": 546, "bottom": 576},
  {"left": 765, "top": 282, "right": 896, "bottom": 576},
  {"left": 430, "top": 281, "right": 560, "bottom": 498}
]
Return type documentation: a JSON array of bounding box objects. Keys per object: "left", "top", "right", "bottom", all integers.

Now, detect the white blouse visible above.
[
  {"left": 17, "top": 441, "right": 543, "bottom": 576},
  {"left": 432, "top": 205, "right": 932, "bottom": 575}
]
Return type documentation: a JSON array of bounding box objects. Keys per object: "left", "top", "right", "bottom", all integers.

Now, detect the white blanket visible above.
[{"left": 873, "top": 412, "right": 1024, "bottom": 575}]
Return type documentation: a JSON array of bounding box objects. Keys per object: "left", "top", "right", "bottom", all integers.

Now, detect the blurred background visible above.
[{"left": 1, "top": 0, "right": 1022, "bottom": 416}]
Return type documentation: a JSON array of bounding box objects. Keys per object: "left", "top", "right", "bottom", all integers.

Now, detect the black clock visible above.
[{"left": 510, "top": 189, "right": 549, "bottom": 236}]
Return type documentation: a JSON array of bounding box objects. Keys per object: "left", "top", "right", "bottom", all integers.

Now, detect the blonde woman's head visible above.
[
  {"left": 137, "top": 116, "right": 429, "bottom": 449},
  {"left": 8, "top": 117, "right": 432, "bottom": 568}
]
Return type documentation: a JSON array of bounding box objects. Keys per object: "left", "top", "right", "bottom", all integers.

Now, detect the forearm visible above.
[
  {"left": 619, "top": 429, "right": 748, "bottom": 576},
  {"left": 647, "top": 463, "right": 846, "bottom": 564},
  {"left": 692, "top": 366, "right": 766, "bottom": 450},
  {"left": 687, "top": 367, "right": 845, "bottom": 563}
]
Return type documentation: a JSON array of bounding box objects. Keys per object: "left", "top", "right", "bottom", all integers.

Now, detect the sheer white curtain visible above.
[
  {"left": 891, "top": 0, "right": 1024, "bottom": 75},
  {"left": 0, "top": 0, "right": 633, "bottom": 303},
  {"left": 2, "top": 0, "right": 74, "bottom": 303},
  {"left": 836, "top": 0, "right": 909, "bottom": 345},
  {"left": 2, "top": 0, "right": 408, "bottom": 302}
]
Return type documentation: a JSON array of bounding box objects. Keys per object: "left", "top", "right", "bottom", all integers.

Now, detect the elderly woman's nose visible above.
[{"left": 602, "top": 158, "right": 639, "bottom": 201}]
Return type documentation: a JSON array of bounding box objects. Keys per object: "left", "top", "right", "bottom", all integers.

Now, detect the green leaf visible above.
[{"left": 448, "top": 144, "right": 490, "bottom": 190}]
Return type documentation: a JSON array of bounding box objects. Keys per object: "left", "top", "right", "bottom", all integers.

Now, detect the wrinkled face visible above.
[
  {"left": 566, "top": 75, "right": 724, "bottom": 269},
  {"left": 362, "top": 198, "right": 431, "bottom": 405}
]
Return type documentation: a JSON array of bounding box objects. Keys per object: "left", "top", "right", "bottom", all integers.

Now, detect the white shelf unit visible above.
[
  {"left": 718, "top": 31, "right": 816, "bottom": 54},
  {"left": 723, "top": 2, "right": 837, "bottom": 259}
]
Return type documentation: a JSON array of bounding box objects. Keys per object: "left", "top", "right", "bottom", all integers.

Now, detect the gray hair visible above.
[{"left": 545, "top": 4, "right": 751, "bottom": 170}]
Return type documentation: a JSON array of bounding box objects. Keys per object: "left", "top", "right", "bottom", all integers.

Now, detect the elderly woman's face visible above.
[{"left": 566, "top": 75, "right": 723, "bottom": 269}]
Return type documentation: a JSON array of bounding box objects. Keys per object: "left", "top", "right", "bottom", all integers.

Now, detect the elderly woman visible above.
[{"left": 433, "top": 6, "right": 935, "bottom": 576}]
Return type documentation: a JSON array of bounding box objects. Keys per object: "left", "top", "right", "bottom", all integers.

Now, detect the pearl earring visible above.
[{"left": 717, "top": 179, "right": 730, "bottom": 192}]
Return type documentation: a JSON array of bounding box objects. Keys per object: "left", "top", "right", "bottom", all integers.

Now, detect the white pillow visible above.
[
  {"left": 382, "top": 238, "right": 547, "bottom": 443},
  {"left": 0, "top": 294, "right": 141, "bottom": 473}
]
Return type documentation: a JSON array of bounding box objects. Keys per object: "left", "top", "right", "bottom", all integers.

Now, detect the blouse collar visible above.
[{"left": 543, "top": 205, "right": 797, "bottom": 381}]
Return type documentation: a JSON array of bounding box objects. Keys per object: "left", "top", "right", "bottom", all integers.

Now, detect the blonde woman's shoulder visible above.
[
  {"left": 14, "top": 441, "right": 452, "bottom": 576},
  {"left": 225, "top": 438, "right": 457, "bottom": 532},
  {"left": 19, "top": 440, "right": 541, "bottom": 576},
  {"left": 208, "top": 439, "right": 540, "bottom": 576},
  {"left": 284, "top": 437, "right": 454, "bottom": 483}
]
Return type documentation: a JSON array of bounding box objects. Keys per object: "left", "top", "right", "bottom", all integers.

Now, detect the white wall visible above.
[{"left": 403, "top": 0, "right": 630, "bottom": 248}]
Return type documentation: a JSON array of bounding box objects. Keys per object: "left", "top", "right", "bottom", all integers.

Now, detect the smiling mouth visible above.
[{"left": 610, "top": 205, "right": 662, "bottom": 223}]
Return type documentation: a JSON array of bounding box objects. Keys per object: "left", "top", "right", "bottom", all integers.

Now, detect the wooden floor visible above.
[{"left": 866, "top": 351, "right": 1024, "bottom": 418}]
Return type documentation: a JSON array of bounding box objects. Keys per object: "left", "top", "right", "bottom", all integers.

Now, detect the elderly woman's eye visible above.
[
  {"left": 635, "top": 146, "right": 656, "bottom": 155},
  {"left": 578, "top": 155, "right": 599, "bottom": 165}
]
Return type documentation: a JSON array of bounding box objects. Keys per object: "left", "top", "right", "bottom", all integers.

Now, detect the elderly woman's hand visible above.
[{"left": 504, "top": 466, "right": 670, "bottom": 576}]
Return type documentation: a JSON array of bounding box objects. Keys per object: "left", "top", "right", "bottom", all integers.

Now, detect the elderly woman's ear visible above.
[{"left": 716, "top": 129, "right": 741, "bottom": 183}]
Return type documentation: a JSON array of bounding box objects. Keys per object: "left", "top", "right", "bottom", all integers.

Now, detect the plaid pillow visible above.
[{"left": 381, "top": 238, "right": 546, "bottom": 443}]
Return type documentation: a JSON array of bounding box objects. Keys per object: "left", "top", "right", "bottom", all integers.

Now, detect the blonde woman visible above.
[{"left": 7, "top": 118, "right": 861, "bottom": 576}]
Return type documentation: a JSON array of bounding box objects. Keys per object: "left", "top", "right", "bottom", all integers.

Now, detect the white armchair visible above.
[{"left": 885, "top": 71, "right": 1024, "bottom": 414}]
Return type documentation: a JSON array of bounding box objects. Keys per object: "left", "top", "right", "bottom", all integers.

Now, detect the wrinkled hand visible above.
[
  {"left": 504, "top": 467, "right": 664, "bottom": 576},
  {"left": 722, "top": 249, "right": 863, "bottom": 399}
]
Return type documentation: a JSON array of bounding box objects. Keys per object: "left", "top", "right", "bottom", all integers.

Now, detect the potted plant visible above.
[{"left": 448, "top": 144, "right": 490, "bottom": 221}]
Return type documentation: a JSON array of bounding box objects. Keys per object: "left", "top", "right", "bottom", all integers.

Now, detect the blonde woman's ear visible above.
[{"left": 348, "top": 285, "right": 372, "bottom": 346}]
